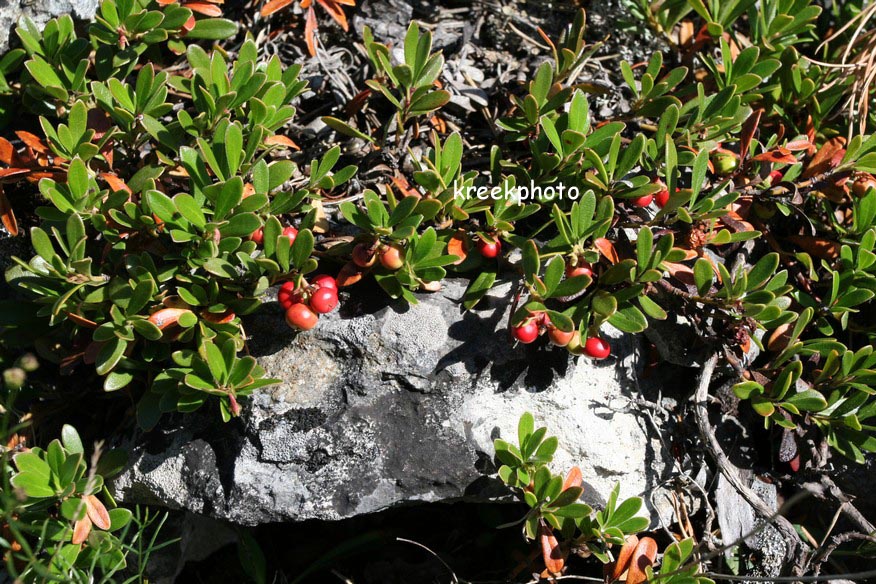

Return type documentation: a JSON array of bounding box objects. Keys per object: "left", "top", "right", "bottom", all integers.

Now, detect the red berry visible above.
[
  {"left": 352, "top": 243, "right": 377, "bottom": 268},
  {"left": 630, "top": 194, "right": 654, "bottom": 207},
  {"left": 768, "top": 170, "right": 784, "bottom": 185},
  {"left": 477, "top": 238, "right": 501, "bottom": 259},
  {"left": 653, "top": 179, "right": 670, "bottom": 208},
  {"left": 278, "top": 281, "right": 302, "bottom": 310},
  {"left": 281, "top": 226, "right": 298, "bottom": 245},
  {"left": 251, "top": 227, "right": 264, "bottom": 245},
  {"left": 584, "top": 337, "right": 611, "bottom": 359},
  {"left": 565, "top": 262, "right": 593, "bottom": 279},
  {"left": 379, "top": 244, "right": 404, "bottom": 270},
  {"left": 512, "top": 320, "right": 540, "bottom": 344},
  {"left": 548, "top": 327, "right": 575, "bottom": 347},
  {"left": 312, "top": 274, "right": 337, "bottom": 290},
  {"left": 309, "top": 287, "right": 339, "bottom": 314},
  {"left": 285, "top": 303, "right": 318, "bottom": 330}
]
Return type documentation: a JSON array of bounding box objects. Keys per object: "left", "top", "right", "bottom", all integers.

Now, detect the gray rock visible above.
[
  {"left": 111, "top": 278, "right": 672, "bottom": 525},
  {"left": 0, "top": 0, "right": 100, "bottom": 52}
]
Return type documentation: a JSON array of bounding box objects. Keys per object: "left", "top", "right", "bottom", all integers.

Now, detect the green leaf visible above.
[
  {"left": 186, "top": 18, "right": 238, "bottom": 40},
  {"left": 322, "top": 116, "right": 374, "bottom": 143},
  {"left": 146, "top": 190, "right": 177, "bottom": 223},
  {"left": 693, "top": 258, "right": 714, "bottom": 296},
  {"left": 518, "top": 412, "right": 535, "bottom": 447},
  {"left": 608, "top": 305, "right": 648, "bottom": 333},
  {"left": 784, "top": 389, "right": 828, "bottom": 412},
  {"left": 95, "top": 338, "right": 126, "bottom": 375},
  {"left": 61, "top": 425, "right": 84, "bottom": 455}
]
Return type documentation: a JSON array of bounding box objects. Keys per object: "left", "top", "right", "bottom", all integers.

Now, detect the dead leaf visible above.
[
  {"left": 85, "top": 495, "right": 111, "bottom": 530},
  {"left": 626, "top": 537, "right": 658, "bottom": 584},
  {"left": 265, "top": 134, "right": 300, "bottom": 150},
  {"left": 0, "top": 185, "right": 17, "bottom": 236},
  {"left": 786, "top": 235, "right": 840, "bottom": 259},
  {"left": 594, "top": 237, "right": 619, "bottom": 264},
  {"left": 752, "top": 147, "right": 797, "bottom": 164},
  {"left": 186, "top": 2, "right": 223, "bottom": 16},
  {"left": 447, "top": 232, "right": 469, "bottom": 265},
  {"left": 72, "top": 516, "right": 92, "bottom": 545},
  {"left": 606, "top": 535, "right": 639, "bottom": 583},
  {"left": 803, "top": 136, "right": 846, "bottom": 178},
  {"left": 304, "top": 6, "right": 318, "bottom": 56},
  {"left": 561, "top": 466, "right": 582, "bottom": 490},
  {"left": 318, "top": 0, "right": 349, "bottom": 31},
  {"left": 101, "top": 173, "right": 132, "bottom": 195},
  {"left": 539, "top": 524, "right": 565, "bottom": 575},
  {"left": 260, "top": 0, "right": 293, "bottom": 17},
  {"left": 740, "top": 109, "right": 762, "bottom": 163}
]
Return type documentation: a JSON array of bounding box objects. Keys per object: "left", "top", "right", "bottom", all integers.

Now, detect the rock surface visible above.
[
  {"left": 0, "top": 0, "right": 100, "bottom": 52},
  {"left": 111, "top": 278, "right": 671, "bottom": 525}
]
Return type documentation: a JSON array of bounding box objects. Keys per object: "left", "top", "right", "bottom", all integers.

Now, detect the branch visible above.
[{"left": 693, "top": 352, "right": 809, "bottom": 574}]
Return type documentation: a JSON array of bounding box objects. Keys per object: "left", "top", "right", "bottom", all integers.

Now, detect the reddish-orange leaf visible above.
[
  {"left": 304, "top": 6, "right": 318, "bottom": 56},
  {"left": 786, "top": 235, "right": 840, "bottom": 260},
  {"left": 156, "top": 0, "right": 177, "bottom": 5},
  {"left": 606, "top": 535, "right": 639, "bottom": 583},
  {"left": 301, "top": 0, "right": 312, "bottom": 7},
  {"left": 803, "top": 136, "right": 846, "bottom": 178},
  {"left": 0, "top": 137, "right": 16, "bottom": 165},
  {"left": 72, "top": 516, "right": 92, "bottom": 545},
  {"left": 594, "top": 237, "right": 619, "bottom": 264},
  {"left": 66, "top": 312, "right": 99, "bottom": 329},
  {"left": 0, "top": 168, "right": 31, "bottom": 181},
  {"left": 447, "top": 232, "right": 470, "bottom": 265},
  {"left": 85, "top": 495, "right": 112, "bottom": 530},
  {"left": 201, "top": 310, "right": 235, "bottom": 324},
  {"left": 0, "top": 186, "right": 18, "bottom": 236},
  {"left": 561, "top": 466, "right": 582, "bottom": 490},
  {"left": 260, "top": 0, "right": 293, "bottom": 16},
  {"left": 785, "top": 138, "right": 814, "bottom": 153},
  {"left": 664, "top": 261, "right": 696, "bottom": 287},
  {"left": 626, "top": 537, "right": 658, "bottom": 584},
  {"left": 318, "top": 0, "right": 349, "bottom": 31},
  {"left": 539, "top": 524, "right": 565, "bottom": 575},
  {"left": 740, "top": 109, "right": 762, "bottom": 163},
  {"left": 180, "top": 14, "right": 196, "bottom": 35},
  {"left": 265, "top": 135, "right": 300, "bottom": 150},
  {"left": 186, "top": 2, "right": 223, "bottom": 16},
  {"left": 752, "top": 148, "right": 796, "bottom": 164},
  {"left": 101, "top": 173, "right": 131, "bottom": 194},
  {"left": 16, "top": 131, "right": 49, "bottom": 154},
  {"left": 335, "top": 261, "right": 364, "bottom": 287}
]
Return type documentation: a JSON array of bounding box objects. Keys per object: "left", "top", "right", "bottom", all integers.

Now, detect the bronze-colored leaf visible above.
[
  {"left": 803, "top": 136, "right": 846, "bottom": 178},
  {"left": 85, "top": 495, "right": 111, "bottom": 530},
  {"left": 72, "top": 516, "right": 92, "bottom": 545},
  {"left": 539, "top": 524, "right": 565, "bottom": 575}
]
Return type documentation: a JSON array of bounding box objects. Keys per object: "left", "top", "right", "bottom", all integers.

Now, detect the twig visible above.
[
  {"left": 702, "top": 567, "right": 876, "bottom": 582},
  {"left": 692, "top": 352, "right": 809, "bottom": 574},
  {"left": 396, "top": 537, "right": 460, "bottom": 584}
]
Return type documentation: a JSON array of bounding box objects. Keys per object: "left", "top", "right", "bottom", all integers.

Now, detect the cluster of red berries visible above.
[
  {"left": 279, "top": 274, "right": 339, "bottom": 330},
  {"left": 510, "top": 312, "right": 611, "bottom": 359},
  {"left": 627, "top": 179, "right": 670, "bottom": 209},
  {"left": 251, "top": 225, "right": 299, "bottom": 246}
]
